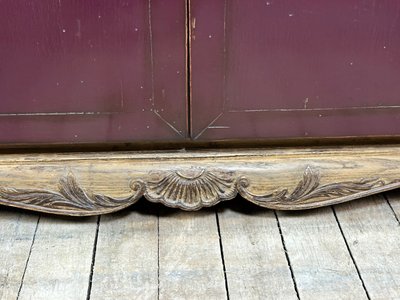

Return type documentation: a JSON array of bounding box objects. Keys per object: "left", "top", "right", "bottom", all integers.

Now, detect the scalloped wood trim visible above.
[{"left": 0, "top": 145, "right": 399, "bottom": 216}]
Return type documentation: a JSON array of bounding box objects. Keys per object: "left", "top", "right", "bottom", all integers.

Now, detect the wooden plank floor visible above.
[{"left": 2, "top": 191, "right": 400, "bottom": 300}]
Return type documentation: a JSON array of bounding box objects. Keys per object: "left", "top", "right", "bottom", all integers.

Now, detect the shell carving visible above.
[
  {"left": 145, "top": 168, "right": 237, "bottom": 210},
  {"left": 0, "top": 165, "right": 399, "bottom": 215}
]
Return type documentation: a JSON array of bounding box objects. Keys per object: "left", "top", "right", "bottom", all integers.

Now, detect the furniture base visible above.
[{"left": 0, "top": 145, "right": 399, "bottom": 216}]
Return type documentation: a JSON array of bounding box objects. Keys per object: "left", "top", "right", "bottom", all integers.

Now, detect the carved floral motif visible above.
[{"left": 0, "top": 166, "right": 399, "bottom": 215}]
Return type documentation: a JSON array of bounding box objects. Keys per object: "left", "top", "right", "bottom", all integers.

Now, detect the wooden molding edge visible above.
[{"left": 0, "top": 145, "right": 398, "bottom": 216}]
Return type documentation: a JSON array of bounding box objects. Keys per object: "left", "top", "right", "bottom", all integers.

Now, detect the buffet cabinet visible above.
[{"left": 0, "top": 0, "right": 400, "bottom": 215}]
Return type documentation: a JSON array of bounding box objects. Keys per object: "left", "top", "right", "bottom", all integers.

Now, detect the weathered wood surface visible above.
[
  {"left": 90, "top": 204, "right": 159, "bottom": 299},
  {"left": 217, "top": 200, "right": 298, "bottom": 299},
  {"left": 17, "top": 215, "right": 97, "bottom": 300},
  {"left": 0, "top": 146, "right": 399, "bottom": 215},
  {"left": 0, "top": 208, "right": 38, "bottom": 300},
  {"left": 277, "top": 207, "right": 367, "bottom": 299},
  {"left": 158, "top": 208, "right": 226, "bottom": 299},
  {"left": 335, "top": 195, "right": 400, "bottom": 299},
  {"left": 1, "top": 191, "right": 400, "bottom": 299}
]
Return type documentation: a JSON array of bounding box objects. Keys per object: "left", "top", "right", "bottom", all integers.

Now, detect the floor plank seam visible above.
[
  {"left": 215, "top": 210, "right": 230, "bottom": 300},
  {"left": 273, "top": 211, "right": 300, "bottom": 300},
  {"left": 86, "top": 216, "right": 101, "bottom": 300},
  {"left": 157, "top": 208, "right": 160, "bottom": 300},
  {"left": 383, "top": 193, "right": 400, "bottom": 226},
  {"left": 331, "top": 207, "right": 371, "bottom": 300},
  {"left": 16, "top": 215, "right": 41, "bottom": 300}
]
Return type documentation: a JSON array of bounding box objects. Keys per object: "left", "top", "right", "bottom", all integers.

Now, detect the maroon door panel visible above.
[
  {"left": 0, "top": 0, "right": 186, "bottom": 144},
  {"left": 190, "top": 0, "right": 400, "bottom": 140}
]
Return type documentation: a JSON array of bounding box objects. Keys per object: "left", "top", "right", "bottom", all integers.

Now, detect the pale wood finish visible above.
[
  {"left": 217, "top": 201, "right": 298, "bottom": 299},
  {"left": 0, "top": 209, "right": 38, "bottom": 300},
  {"left": 277, "top": 207, "right": 367, "bottom": 299},
  {"left": 334, "top": 195, "right": 400, "bottom": 299},
  {"left": 385, "top": 189, "right": 400, "bottom": 218},
  {"left": 158, "top": 209, "right": 227, "bottom": 299},
  {"left": 0, "top": 145, "right": 399, "bottom": 215},
  {"left": 2, "top": 191, "right": 400, "bottom": 299},
  {"left": 17, "top": 216, "right": 97, "bottom": 300},
  {"left": 90, "top": 206, "right": 158, "bottom": 300}
]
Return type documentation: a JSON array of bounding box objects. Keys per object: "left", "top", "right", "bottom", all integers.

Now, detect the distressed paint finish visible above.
[
  {"left": 0, "top": 0, "right": 187, "bottom": 144},
  {"left": 190, "top": 0, "right": 400, "bottom": 140}
]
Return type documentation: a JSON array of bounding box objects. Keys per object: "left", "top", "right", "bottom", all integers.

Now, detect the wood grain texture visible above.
[
  {"left": 17, "top": 216, "right": 97, "bottom": 300},
  {"left": 384, "top": 188, "right": 400, "bottom": 218},
  {"left": 217, "top": 201, "right": 298, "bottom": 299},
  {"left": 277, "top": 207, "right": 367, "bottom": 299},
  {"left": 90, "top": 206, "right": 158, "bottom": 299},
  {"left": 0, "top": 210, "right": 38, "bottom": 300},
  {"left": 334, "top": 195, "right": 400, "bottom": 299},
  {"left": 3, "top": 195, "right": 400, "bottom": 299},
  {"left": 0, "top": 172, "right": 144, "bottom": 216},
  {"left": 0, "top": 145, "right": 399, "bottom": 215},
  {"left": 158, "top": 209, "right": 226, "bottom": 299}
]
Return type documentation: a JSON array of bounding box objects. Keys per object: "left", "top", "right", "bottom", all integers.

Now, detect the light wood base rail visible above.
[{"left": 0, "top": 145, "right": 399, "bottom": 216}]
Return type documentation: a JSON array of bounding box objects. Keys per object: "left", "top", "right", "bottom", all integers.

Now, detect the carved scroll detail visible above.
[
  {"left": 0, "top": 165, "right": 399, "bottom": 215},
  {"left": 0, "top": 173, "right": 145, "bottom": 216},
  {"left": 237, "top": 166, "right": 399, "bottom": 209},
  {"left": 145, "top": 168, "right": 237, "bottom": 210}
]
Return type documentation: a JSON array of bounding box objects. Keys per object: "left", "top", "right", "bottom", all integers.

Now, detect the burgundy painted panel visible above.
[
  {"left": 191, "top": 0, "right": 400, "bottom": 140},
  {"left": 0, "top": 0, "right": 186, "bottom": 144}
]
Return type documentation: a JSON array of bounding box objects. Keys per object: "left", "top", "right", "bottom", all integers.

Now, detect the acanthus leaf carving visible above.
[
  {"left": 0, "top": 165, "right": 399, "bottom": 215},
  {"left": 237, "top": 166, "right": 397, "bottom": 209},
  {"left": 0, "top": 173, "right": 145, "bottom": 216}
]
